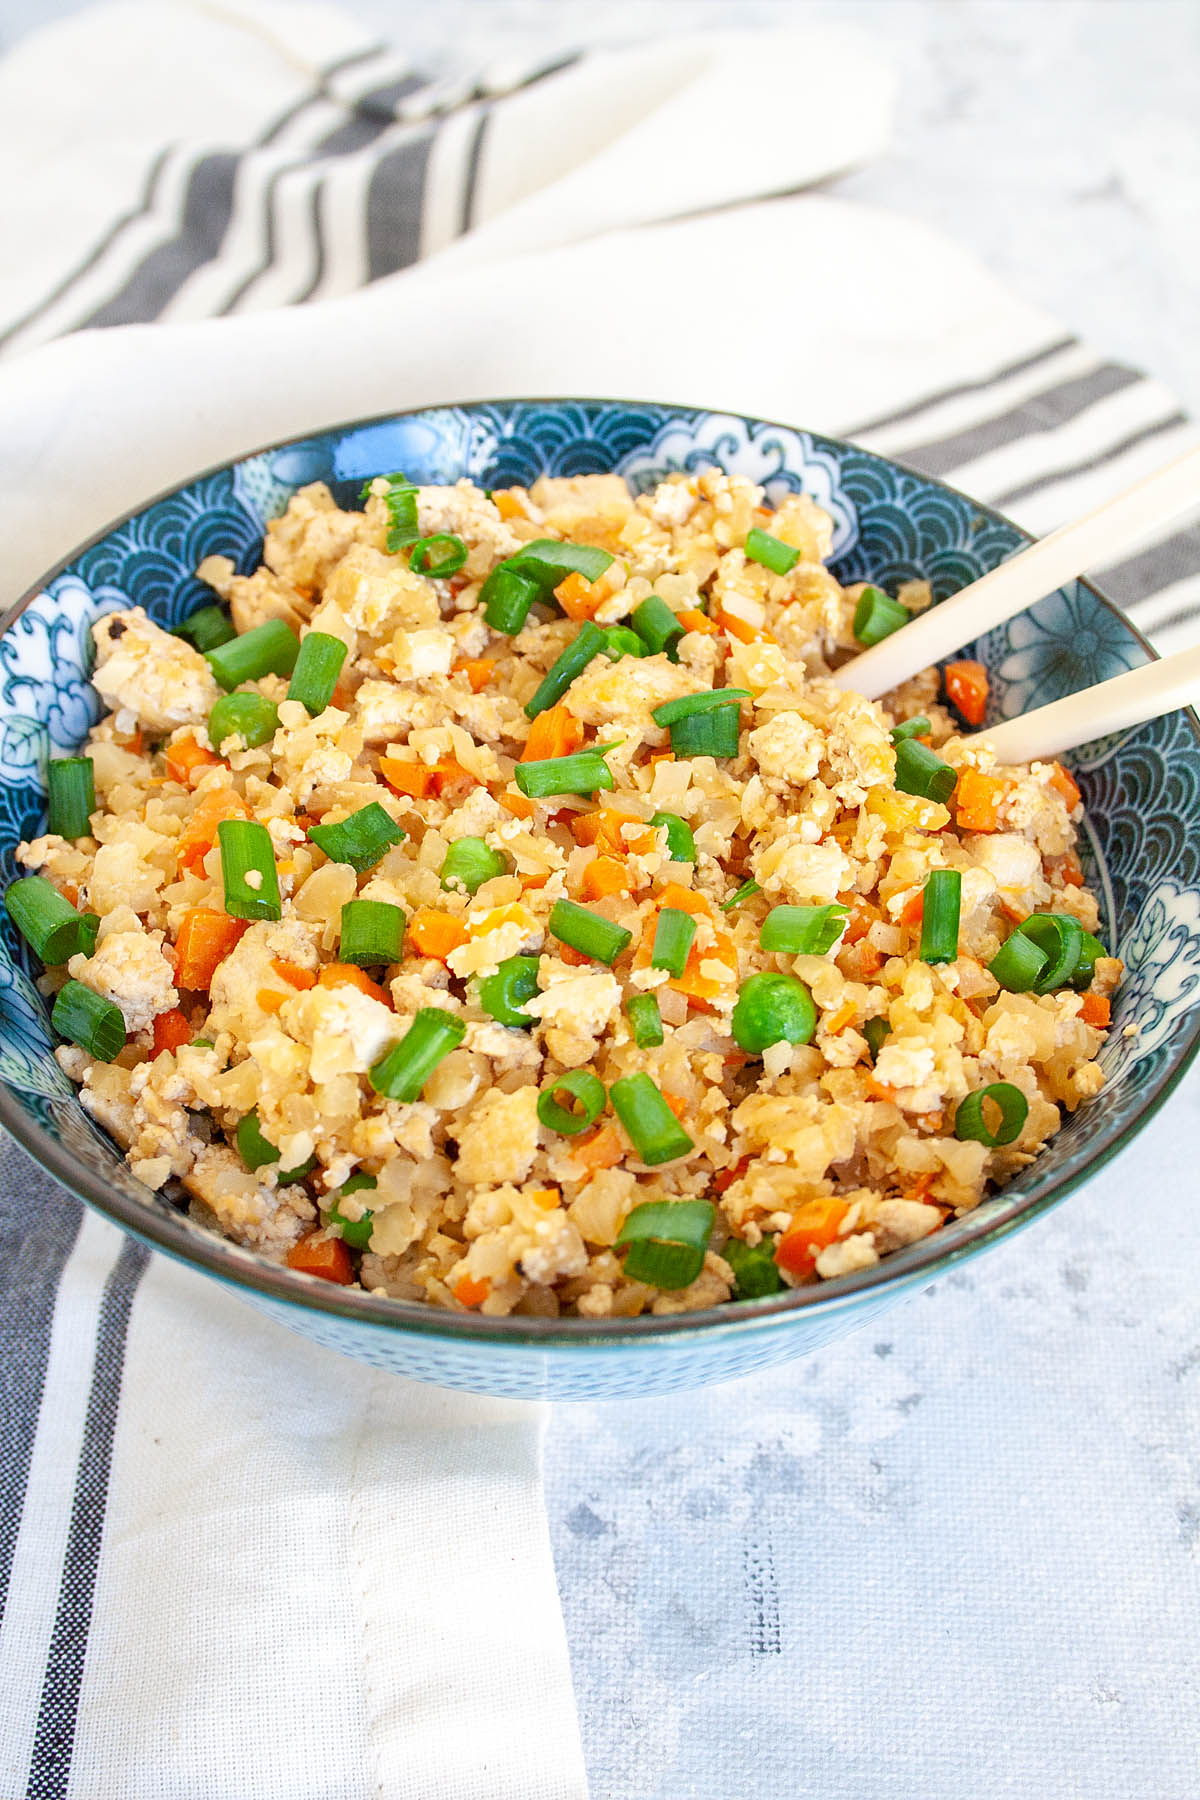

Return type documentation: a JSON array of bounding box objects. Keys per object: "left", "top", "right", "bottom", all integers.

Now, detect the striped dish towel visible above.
[{"left": 0, "top": 4, "right": 1196, "bottom": 1798}]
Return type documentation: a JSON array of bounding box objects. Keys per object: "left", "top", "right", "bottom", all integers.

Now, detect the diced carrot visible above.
[
  {"left": 553, "top": 569, "right": 619, "bottom": 622},
  {"left": 839, "top": 894, "right": 878, "bottom": 945},
  {"left": 380, "top": 755, "right": 477, "bottom": 798},
  {"left": 1060, "top": 852, "right": 1085, "bottom": 888},
  {"left": 559, "top": 942, "right": 596, "bottom": 967},
  {"left": 955, "top": 769, "right": 1007, "bottom": 834},
  {"left": 718, "top": 611, "right": 777, "bottom": 646},
  {"left": 453, "top": 1273, "right": 492, "bottom": 1309},
  {"left": 1048, "top": 761, "right": 1082, "bottom": 811},
  {"left": 152, "top": 1007, "right": 193, "bottom": 1057},
  {"left": 634, "top": 884, "right": 737, "bottom": 1005},
  {"left": 903, "top": 1174, "right": 937, "bottom": 1206},
  {"left": 165, "top": 736, "right": 223, "bottom": 788},
  {"left": 568, "top": 1124, "right": 625, "bottom": 1173},
  {"left": 271, "top": 958, "right": 316, "bottom": 990},
  {"left": 317, "top": 963, "right": 392, "bottom": 1005},
  {"left": 492, "top": 488, "right": 528, "bottom": 521},
  {"left": 499, "top": 789, "right": 538, "bottom": 820},
  {"left": 521, "top": 872, "right": 551, "bottom": 891},
  {"left": 454, "top": 657, "right": 496, "bottom": 692},
  {"left": 175, "top": 787, "right": 249, "bottom": 875},
  {"left": 408, "top": 907, "right": 468, "bottom": 963},
  {"left": 174, "top": 909, "right": 248, "bottom": 991},
  {"left": 1079, "top": 992, "right": 1111, "bottom": 1028},
  {"left": 257, "top": 988, "right": 287, "bottom": 1015},
  {"left": 570, "top": 809, "right": 650, "bottom": 856},
  {"left": 581, "top": 856, "right": 631, "bottom": 902},
  {"left": 677, "top": 608, "right": 720, "bottom": 636},
  {"left": 944, "top": 659, "right": 989, "bottom": 726},
  {"left": 824, "top": 1000, "right": 857, "bottom": 1035},
  {"left": 899, "top": 890, "right": 925, "bottom": 928},
  {"left": 662, "top": 1092, "right": 689, "bottom": 1123},
  {"left": 60, "top": 882, "right": 79, "bottom": 909},
  {"left": 712, "top": 1157, "right": 750, "bottom": 1194},
  {"left": 522, "top": 702, "right": 584, "bottom": 763},
  {"left": 530, "top": 1187, "right": 561, "bottom": 1212},
  {"left": 115, "top": 726, "right": 144, "bottom": 755},
  {"left": 287, "top": 1233, "right": 354, "bottom": 1284},
  {"left": 776, "top": 1199, "right": 851, "bottom": 1281}
]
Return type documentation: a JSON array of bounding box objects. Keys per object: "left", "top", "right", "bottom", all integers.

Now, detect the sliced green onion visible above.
[
  {"left": 1071, "top": 931, "right": 1107, "bottom": 992},
  {"left": 988, "top": 930, "right": 1048, "bottom": 993},
  {"left": 368, "top": 1007, "right": 466, "bottom": 1102},
  {"left": 1020, "top": 912, "right": 1085, "bottom": 994},
  {"left": 5, "top": 876, "right": 99, "bottom": 964},
  {"left": 366, "top": 474, "right": 420, "bottom": 551},
  {"left": 339, "top": 899, "right": 406, "bottom": 967},
  {"left": 652, "top": 688, "right": 751, "bottom": 727},
  {"left": 46, "top": 757, "right": 95, "bottom": 840},
  {"left": 668, "top": 705, "right": 741, "bottom": 759},
  {"left": 548, "top": 899, "right": 631, "bottom": 966},
  {"left": 410, "top": 533, "right": 468, "bottom": 577},
  {"left": 853, "top": 585, "right": 910, "bottom": 647},
  {"left": 217, "top": 818, "right": 281, "bottom": 922},
  {"left": 723, "top": 1236, "right": 785, "bottom": 1299},
  {"left": 509, "top": 539, "right": 614, "bottom": 587},
  {"left": 721, "top": 879, "right": 761, "bottom": 912},
  {"left": 278, "top": 1153, "right": 318, "bottom": 1185},
  {"left": 524, "top": 622, "right": 606, "bottom": 719},
  {"left": 327, "top": 1176, "right": 376, "bottom": 1249},
  {"left": 476, "top": 954, "right": 540, "bottom": 1028},
  {"left": 744, "top": 527, "right": 799, "bottom": 576},
  {"left": 481, "top": 564, "right": 542, "bottom": 634},
  {"left": 626, "top": 992, "right": 664, "bottom": 1048},
  {"left": 863, "top": 1016, "right": 891, "bottom": 1060},
  {"left": 651, "top": 907, "right": 697, "bottom": 978},
  {"left": 760, "top": 904, "right": 849, "bottom": 956},
  {"left": 649, "top": 811, "right": 696, "bottom": 863},
  {"left": 894, "top": 737, "right": 957, "bottom": 804},
  {"left": 287, "top": 631, "right": 347, "bottom": 716},
  {"left": 731, "top": 971, "right": 817, "bottom": 1054},
  {"left": 890, "top": 716, "right": 931, "bottom": 743},
  {"left": 610, "top": 1072, "right": 694, "bottom": 1166},
  {"left": 954, "top": 1081, "right": 1029, "bottom": 1147},
  {"left": 205, "top": 619, "right": 301, "bottom": 691},
  {"left": 236, "top": 1110, "right": 278, "bottom": 1170},
  {"left": 440, "top": 836, "right": 507, "bottom": 895},
  {"left": 173, "top": 604, "right": 235, "bottom": 652},
  {"left": 515, "top": 748, "right": 616, "bottom": 799},
  {"left": 631, "top": 595, "right": 685, "bottom": 659},
  {"left": 306, "top": 802, "right": 405, "bottom": 873},
  {"left": 536, "top": 1068, "right": 606, "bottom": 1136},
  {"left": 191, "top": 1037, "right": 215, "bottom": 1048},
  {"left": 616, "top": 1197, "right": 713, "bottom": 1286},
  {"left": 51, "top": 980, "right": 125, "bottom": 1060},
  {"left": 602, "top": 626, "right": 645, "bottom": 661},
  {"left": 919, "top": 868, "right": 961, "bottom": 964},
  {"left": 209, "top": 692, "right": 279, "bottom": 751}
]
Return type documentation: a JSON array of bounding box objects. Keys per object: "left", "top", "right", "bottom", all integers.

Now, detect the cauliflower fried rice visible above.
[{"left": 12, "top": 468, "right": 1121, "bottom": 1318}]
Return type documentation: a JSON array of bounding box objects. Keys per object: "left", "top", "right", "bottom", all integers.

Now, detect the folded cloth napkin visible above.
[{"left": 0, "top": 4, "right": 1198, "bottom": 1798}]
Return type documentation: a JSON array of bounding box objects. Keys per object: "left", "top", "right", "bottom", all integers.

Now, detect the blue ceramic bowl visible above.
[{"left": 3, "top": 400, "right": 1199, "bottom": 1399}]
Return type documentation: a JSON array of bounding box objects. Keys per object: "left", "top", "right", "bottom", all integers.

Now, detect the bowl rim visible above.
[{"left": 4, "top": 393, "right": 1199, "bottom": 1350}]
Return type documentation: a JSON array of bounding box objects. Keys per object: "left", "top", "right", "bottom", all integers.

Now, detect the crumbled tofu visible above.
[{"left": 92, "top": 609, "right": 220, "bottom": 732}]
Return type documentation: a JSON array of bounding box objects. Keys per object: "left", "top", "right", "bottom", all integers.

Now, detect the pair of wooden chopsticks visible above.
[{"left": 831, "top": 444, "right": 1200, "bottom": 762}]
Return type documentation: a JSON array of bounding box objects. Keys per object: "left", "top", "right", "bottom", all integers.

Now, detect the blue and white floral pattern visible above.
[{"left": 0, "top": 400, "right": 1197, "bottom": 1399}]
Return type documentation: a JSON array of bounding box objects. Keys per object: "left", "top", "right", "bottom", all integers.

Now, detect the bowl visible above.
[{"left": 3, "top": 399, "right": 1198, "bottom": 1400}]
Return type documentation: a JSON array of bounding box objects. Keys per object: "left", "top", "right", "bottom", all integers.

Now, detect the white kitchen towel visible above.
[{"left": 1, "top": 4, "right": 1199, "bottom": 1800}]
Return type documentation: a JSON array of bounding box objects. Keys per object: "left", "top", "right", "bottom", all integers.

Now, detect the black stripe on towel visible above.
[
  {"left": 1096, "top": 517, "right": 1200, "bottom": 608},
  {"left": 989, "top": 412, "right": 1189, "bottom": 509},
  {"left": 844, "top": 336, "right": 1079, "bottom": 437},
  {"left": 892, "top": 362, "right": 1144, "bottom": 477},
  {"left": 24, "top": 1237, "right": 149, "bottom": 1800},
  {"left": 76, "top": 152, "right": 240, "bottom": 329},
  {"left": 459, "top": 107, "right": 492, "bottom": 235},
  {"left": 365, "top": 131, "right": 437, "bottom": 280}
]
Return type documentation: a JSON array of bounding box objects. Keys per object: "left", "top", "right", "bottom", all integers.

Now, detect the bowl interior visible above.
[{"left": 2, "top": 399, "right": 1198, "bottom": 1342}]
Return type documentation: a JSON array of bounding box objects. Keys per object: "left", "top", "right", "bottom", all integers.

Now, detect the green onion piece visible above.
[
  {"left": 631, "top": 595, "right": 685, "bottom": 659},
  {"left": 476, "top": 955, "right": 540, "bottom": 1028},
  {"left": 306, "top": 802, "right": 405, "bottom": 873},
  {"left": 651, "top": 907, "right": 697, "bottom": 978},
  {"left": 481, "top": 565, "right": 544, "bottom": 634},
  {"left": 340, "top": 1172, "right": 377, "bottom": 1198},
  {"left": 366, "top": 474, "right": 420, "bottom": 551},
  {"left": 626, "top": 991, "right": 664, "bottom": 1048},
  {"left": 287, "top": 631, "right": 347, "bottom": 716},
  {"left": 410, "top": 533, "right": 468, "bottom": 577},
  {"left": 327, "top": 1176, "right": 376, "bottom": 1249},
  {"left": 515, "top": 749, "right": 616, "bottom": 799},
  {"left": 731, "top": 971, "right": 817, "bottom": 1055},
  {"left": 919, "top": 868, "right": 961, "bottom": 964},
  {"left": 954, "top": 1081, "right": 1029, "bottom": 1147},
  {"left": 278, "top": 1153, "right": 317, "bottom": 1185},
  {"left": 668, "top": 705, "right": 742, "bottom": 759},
  {"left": 652, "top": 688, "right": 752, "bottom": 727},
  {"left": 205, "top": 619, "right": 301, "bottom": 691},
  {"left": 5, "top": 876, "right": 99, "bottom": 964},
  {"left": 51, "top": 979, "right": 125, "bottom": 1061},
  {"left": 368, "top": 1007, "right": 466, "bottom": 1102},
  {"left": 1019, "top": 912, "right": 1085, "bottom": 994},
  {"left": 339, "top": 899, "right": 406, "bottom": 967},
  {"left": 524, "top": 622, "right": 607, "bottom": 719},
  {"left": 46, "top": 757, "right": 95, "bottom": 840},
  {"left": 548, "top": 899, "right": 632, "bottom": 966},
  {"left": 536, "top": 1068, "right": 607, "bottom": 1136},
  {"left": 649, "top": 811, "right": 697, "bottom": 863},
  {"left": 508, "top": 539, "right": 614, "bottom": 588},
  {"left": 760, "top": 904, "right": 849, "bottom": 956},
  {"left": 890, "top": 716, "right": 931, "bottom": 743},
  {"left": 723, "top": 1236, "right": 785, "bottom": 1299},
  {"left": 602, "top": 626, "right": 644, "bottom": 661},
  {"left": 744, "top": 527, "right": 800, "bottom": 576},
  {"left": 191, "top": 1037, "right": 215, "bottom": 1048},
  {"left": 988, "top": 929, "right": 1048, "bottom": 993},
  {"left": 863, "top": 1016, "right": 891, "bottom": 1060},
  {"left": 610, "top": 1072, "right": 695, "bottom": 1166},
  {"left": 209, "top": 692, "right": 279, "bottom": 751},
  {"left": 1071, "top": 931, "right": 1107, "bottom": 992},
  {"left": 217, "top": 818, "right": 281, "bottom": 922},
  {"left": 853, "top": 585, "right": 910, "bottom": 647},
  {"left": 894, "top": 737, "right": 957, "bottom": 804},
  {"left": 440, "top": 836, "right": 507, "bottom": 895},
  {"left": 720, "top": 879, "right": 761, "bottom": 912},
  {"left": 616, "top": 1197, "right": 713, "bottom": 1286},
  {"left": 173, "top": 604, "right": 235, "bottom": 652}
]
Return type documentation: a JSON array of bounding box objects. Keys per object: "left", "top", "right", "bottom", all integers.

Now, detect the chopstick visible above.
[
  {"left": 980, "top": 641, "right": 1200, "bottom": 764},
  {"left": 831, "top": 443, "right": 1200, "bottom": 701}
]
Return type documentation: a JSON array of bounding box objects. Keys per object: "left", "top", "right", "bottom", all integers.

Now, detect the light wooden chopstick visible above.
[{"left": 981, "top": 641, "right": 1200, "bottom": 764}]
